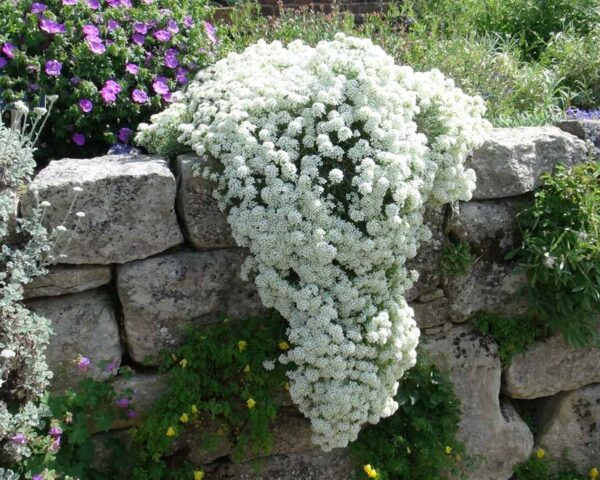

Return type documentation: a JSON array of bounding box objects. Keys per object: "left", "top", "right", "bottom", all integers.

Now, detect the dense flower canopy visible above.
[{"left": 137, "top": 34, "right": 490, "bottom": 450}]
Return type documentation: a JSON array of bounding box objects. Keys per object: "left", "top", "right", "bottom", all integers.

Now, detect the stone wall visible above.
[{"left": 20, "top": 119, "right": 600, "bottom": 479}]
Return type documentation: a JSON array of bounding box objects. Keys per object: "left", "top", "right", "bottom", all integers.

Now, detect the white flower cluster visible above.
[{"left": 137, "top": 34, "right": 490, "bottom": 450}]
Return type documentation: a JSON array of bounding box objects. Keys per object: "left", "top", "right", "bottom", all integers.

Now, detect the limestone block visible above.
[{"left": 23, "top": 264, "right": 112, "bottom": 299}]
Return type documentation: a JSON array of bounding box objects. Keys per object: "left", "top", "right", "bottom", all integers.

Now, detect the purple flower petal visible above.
[
  {"left": 153, "top": 29, "right": 171, "bottom": 42},
  {"left": 82, "top": 24, "right": 100, "bottom": 37},
  {"left": 204, "top": 21, "right": 217, "bottom": 44},
  {"left": 107, "top": 20, "right": 120, "bottom": 30},
  {"left": 118, "top": 127, "right": 132, "bottom": 143},
  {"left": 62, "top": 0, "right": 77, "bottom": 5},
  {"left": 116, "top": 398, "right": 131, "bottom": 409},
  {"left": 120, "top": 0, "right": 132, "bottom": 7},
  {"left": 164, "top": 53, "right": 178, "bottom": 69},
  {"left": 40, "top": 18, "right": 66, "bottom": 35},
  {"left": 131, "top": 89, "right": 149, "bottom": 104},
  {"left": 79, "top": 99, "right": 93, "bottom": 113},
  {"left": 11, "top": 433, "right": 27, "bottom": 445},
  {"left": 86, "top": 37, "right": 106, "bottom": 54},
  {"left": 44, "top": 60, "right": 62, "bottom": 76},
  {"left": 183, "top": 15, "right": 194, "bottom": 28},
  {"left": 167, "top": 19, "right": 179, "bottom": 33},
  {"left": 125, "top": 63, "right": 139, "bottom": 75},
  {"left": 87, "top": 0, "right": 100, "bottom": 9},
  {"left": 31, "top": 2, "right": 48, "bottom": 13},
  {"left": 76, "top": 355, "right": 91, "bottom": 368},
  {"left": 133, "top": 21, "right": 148, "bottom": 34},
  {"left": 176, "top": 67, "right": 188, "bottom": 85},
  {"left": 0, "top": 57, "right": 7, "bottom": 69},
  {"left": 152, "top": 76, "right": 169, "bottom": 95},
  {"left": 132, "top": 33, "right": 145, "bottom": 46},
  {"left": 71, "top": 76, "right": 81, "bottom": 85},
  {"left": 2, "top": 43, "right": 17, "bottom": 59}
]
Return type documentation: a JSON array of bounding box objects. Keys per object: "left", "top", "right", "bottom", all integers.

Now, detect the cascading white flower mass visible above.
[{"left": 137, "top": 33, "right": 490, "bottom": 451}]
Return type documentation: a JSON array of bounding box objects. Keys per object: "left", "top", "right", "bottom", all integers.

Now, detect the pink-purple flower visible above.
[
  {"left": 40, "top": 18, "right": 66, "bottom": 35},
  {"left": 107, "top": 20, "right": 120, "bottom": 31},
  {"left": 31, "top": 2, "right": 48, "bottom": 13},
  {"left": 32, "top": 474, "right": 44, "bottom": 480},
  {"left": 133, "top": 22, "right": 148, "bottom": 34},
  {"left": 0, "top": 57, "right": 7, "bottom": 69},
  {"left": 132, "top": 33, "right": 145, "bottom": 46},
  {"left": 183, "top": 15, "right": 194, "bottom": 28},
  {"left": 45, "top": 60, "right": 62, "bottom": 76},
  {"left": 152, "top": 76, "right": 169, "bottom": 95},
  {"left": 62, "top": 0, "right": 77, "bottom": 5},
  {"left": 176, "top": 67, "right": 188, "bottom": 85},
  {"left": 120, "top": 0, "right": 132, "bottom": 7},
  {"left": 118, "top": 127, "right": 132, "bottom": 143},
  {"left": 153, "top": 29, "right": 171, "bottom": 42},
  {"left": 2, "top": 43, "right": 17, "bottom": 59},
  {"left": 11, "top": 433, "right": 27, "bottom": 445},
  {"left": 48, "top": 435, "right": 61, "bottom": 453},
  {"left": 204, "top": 21, "right": 217, "bottom": 44},
  {"left": 76, "top": 355, "right": 91, "bottom": 368},
  {"left": 167, "top": 20, "right": 179, "bottom": 33},
  {"left": 132, "top": 89, "right": 149, "bottom": 104},
  {"left": 79, "top": 99, "right": 93, "bottom": 113},
  {"left": 86, "top": 37, "right": 106, "bottom": 54},
  {"left": 116, "top": 398, "right": 131, "bottom": 409},
  {"left": 164, "top": 49, "right": 178, "bottom": 69},
  {"left": 125, "top": 63, "right": 139, "bottom": 75},
  {"left": 49, "top": 425, "right": 63, "bottom": 437},
  {"left": 126, "top": 410, "right": 137, "bottom": 418},
  {"left": 87, "top": 0, "right": 100, "bottom": 9},
  {"left": 105, "top": 360, "right": 119, "bottom": 373},
  {"left": 100, "top": 80, "right": 122, "bottom": 103},
  {"left": 82, "top": 24, "right": 100, "bottom": 37}
]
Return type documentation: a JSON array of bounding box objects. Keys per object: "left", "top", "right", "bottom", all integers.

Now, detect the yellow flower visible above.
[
  {"left": 363, "top": 464, "right": 378, "bottom": 478},
  {"left": 277, "top": 341, "right": 290, "bottom": 351},
  {"left": 590, "top": 467, "right": 599, "bottom": 479},
  {"left": 166, "top": 426, "right": 176, "bottom": 437},
  {"left": 284, "top": 382, "right": 290, "bottom": 391},
  {"left": 237, "top": 340, "right": 247, "bottom": 352},
  {"left": 180, "top": 413, "right": 189, "bottom": 423},
  {"left": 247, "top": 398, "right": 256, "bottom": 409},
  {"left": 191, "top": 404, "right": 198, "bottom": 414},
  {"left": 179, "top": 358, "right": 188, "bottom": 368},
  {"left": 194, "top": 471, "right": 205, "bottom": 480},
  {"left": 244, "top": 364, "right": 251, "bottom": 373},
  {"left": 444, "top": 446, "right": 453, "bottom": 455},
  {"left": 536, "top": 448, "right": 546, "bottom": 459},
  {"left": 455, "top": 453, "right": 462, "bottom": 462}
]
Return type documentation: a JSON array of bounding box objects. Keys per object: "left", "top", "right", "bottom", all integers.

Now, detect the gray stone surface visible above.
[
  {"left": 469, "top": 127, "right": 587, "bottom": 199},
  {"left": 556, "top": 119, "right": 600, "bottom": 158},
  {"left": 445, "top": 260, "right": 527, "bottom": 323},
  {"left": 23, "top": 154, "right": 183, "bottom": 264},
  {"left": 504, "top": 330, "right": 600, "bottom": 399},
  {"left": 411, "top": 297, "right": 449, "bottom": 329},
  {"left": 446, "top": 197, "right": 530, "bottom": 260},
  {"left": 423, "top": 326, "right": 533, "bottom": 480},
  {"left": 23, "top": 264, "right": 112, "bottom": 299},
  {"left": 26, "top": 288, "right": 121, "bottom": 391},
  {"left": 210, "top": 448, "right": 354, "bottom": 479},
  {"left": 112, "top": 373, "right": 167, "bottom": 430},
  {"left": 538, "top": 384, "right": 600, "bottom": 474},
  {"left": 117, "top": 249, "right": 265, "bottom": 364},
  {"left": 176, "top": 154, "right": 235, "bottom": 249}
]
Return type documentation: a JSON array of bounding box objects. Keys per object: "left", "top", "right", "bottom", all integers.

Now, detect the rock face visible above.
[
  {"left": 555, "top": 119, "right": 600, "bottom": 158},
  {"left": 504, "top": 331, "right": 600, "bottom": 399},
  {"left": 111, "top": 373, "right": 168, "bottom": 430},
  {"left": 26, "top": 288, "right": 121, "bottom": 391},
  {"left": 423, "top": 326, "right": 533, "bottom": 480},
  {"left": 23, "top": 264, "right": 112, "bottom": 299},
  {"left": 538, "top": 384, "right": 600, "bottom": 474},
  {"left": 469, "top": 127, "right": 587, "bottom": 199},
  {"left": 117, "top": 249, "right": 264, "bottom": 364},
  {"left": 176, "top": 154, "right": 235, "bottom": 249},
  {"left": 23, "top": 154, "right": 183, "bottom": 264},
  {"left": 445, "top": 260, "right": 527, "bottom": 323},
  {"left": 411, "top": 297, "right": 449, "bottom": 330}
]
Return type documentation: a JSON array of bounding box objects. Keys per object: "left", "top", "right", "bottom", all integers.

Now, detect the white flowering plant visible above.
[{"left": 137, "top": 33, "right": 490, "bottom": 450}]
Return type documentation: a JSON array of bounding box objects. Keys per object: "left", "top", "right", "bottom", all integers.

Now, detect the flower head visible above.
[
  {"left": 191, "top": 404, "right": 198, "bottom": 414},
  {"left": 11, "top": 433, "right": 27, "bottom": 445},
  {"left": 100, "top": 80, "right": 122, "bottom": 103},
  {"left": 246, "top": 398, "right": 256, "bottom": 409},
  {"left": 204, "top": 21, "right": 217, "bottom": 44},
  {"left": 2, "top": 43, "right": 17, "bottom": 59},
  {"left": 183, "top": 15, "right": 194, "bottom": 28},
  {"left": 277, "top": 341, "right": 290, "bottom": 351},
  {"left": 118, "top": 127, "right": 133, "bottom": 143},
  {"left": 63, "top": 0, "right": 77, "bottom": 5},
  {"left": 152, "top": 76, "right": 170, "bottom": 95},
  {"left": 87, "top": 0, "right": 100, "bottom": 8},
  {"left": 72, "top": 133, "right": 86, "bottom": 146},
  {"left": 166, "top": 426, "right": 176, "bottom": 437},
  {"left": 75, "top": 355, "right": 91, "bottom": 370},
  {"left": 179, "top": 412, "right": 189, "bottom": 423},
  {"left": 126, "top": 63, "right": 139, "bottom": 75},
  {"left": 132, "top": 33, "right": 145, "bottom": 46},
  {"left": 536, "top": 448, "right": 545, "bottom": 459},
  {"left": 0, "top": 57, "right": 7, "bottom": 69},
  {"left": 45, "top": 60, "right": 62, "bottom": 76},
  {"left": 49, "top": 424, "right": 63, "bottom": 437},
  {"left": 167, "top": 20, "right": 179, "bottom": 33},
  {"left": 237, "top": 340, "right": 247, "bottom": 352},
  {"left": 31, "top": 2, "right": 48, "bottom": 13},
  {"left": 40, "top": 18, "right": 66, "bottom": 34},
  {"left": 164, "top": 49, "right": 178, "bottom": 69},
  {"left": 116, "top": 398, "right": 131, "bottom": 409},
  {"left": 153, "top": 29, "right": 171, "bottom": 42},
  {"left": 132, "top": 89, "right": 149, "bottom": 104},
  {"left": 79, "top": 99, "right": 93, "bottom": 113},
  {"left": 194, "top": 471, "right": 205, "bottom": 480},
  {"left": 86, "top": 37, "right": 106, "bottom": 55},
  {"left": 444, "top": 446, "right": 453, "bottom": 455},
  {"left": 590, "top": 468, "right": 599, "bottom": 479},
  {"left": 363, "top": 464, "right": 378, "bottom": 478}
]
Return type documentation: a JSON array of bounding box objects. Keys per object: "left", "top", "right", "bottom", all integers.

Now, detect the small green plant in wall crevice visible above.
[{"left": 439, "top": 240, "right": 474, "bottom": 278}]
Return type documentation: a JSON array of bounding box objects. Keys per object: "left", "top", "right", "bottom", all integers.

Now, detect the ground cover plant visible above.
[{"left": 0, "top": 0, "right": 214, "bottom": 159}]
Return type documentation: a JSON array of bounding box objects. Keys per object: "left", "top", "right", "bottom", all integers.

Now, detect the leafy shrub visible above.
[
  {"left": 439, "top": 241, "right": 473, "bottom": 278},
  {"left": 351, "top": 356, "right": 465, "bottom": 480},
  {"left": 0, "top": 0, "right": 213, "bottom": 159},
  {"left": 511, "top": 162, "right": 600, "bottom": 347},
  {"left": 513, "top": 449, "right": 591, "bottom": 480}
]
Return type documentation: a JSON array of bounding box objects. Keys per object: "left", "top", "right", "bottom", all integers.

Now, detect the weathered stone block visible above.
[
  {"left": 411, "top": 297, "right": 449, "bottom": 330},
  {"left": 117, "top": 249, "right": 265, "bottom": 364},
  {"left": 26, "top": 288, "right": 121, "bottom": 391},
  {"left": 504, "top": 330, "right": 600, "bottom": 399},
  {"left": 176, "top": 154, "right": 235, "bottom": 249},
  {"left": 555, "top": 119, "right": 600, "bottom": 158},
  {"left": 469, "top": 127, "right": 587, "bottom": 199},
  {"left": 23, "top": 154, "right": 183, "bottom": 264},
  {"left": 538, "top": 384, "right": 600, "bottom": 474},
  {"left": 112, "top": 373, "right": 168, "bottom": 430},
  {"left": 423, "top": 326, "right": 533, "bottom": 480},
  {"left": 23, "top": 264, "right": 112, "bottom": 299}
]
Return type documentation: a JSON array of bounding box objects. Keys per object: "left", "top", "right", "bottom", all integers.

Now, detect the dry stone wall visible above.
[{"left": 19, "top": 120, "right": 600, "bottom": 479}]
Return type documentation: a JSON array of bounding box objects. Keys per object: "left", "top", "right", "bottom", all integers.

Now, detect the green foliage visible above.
[
  {"left": 0, "top": 0, "right": 213, "bottom": 159},
  {"left": 513, "top": 451, "right": 589, "bottom": 480},
  {"left": 131, "top": 313, "right": 289, "bottom": 473},
  {"left": 439, "top": 242, "right": 473, "bottom": 278},
  {"left": 351, "top": 356, "right": 466, "bottom": 480},
  {"left": 470, "top": 312, "right": 548, "bottom": 366},
  {"left": 512, "top": 162, "right": 600, "bottom": 347}
]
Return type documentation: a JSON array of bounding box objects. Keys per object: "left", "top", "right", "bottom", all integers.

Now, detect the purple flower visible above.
[
  {"left": 175, "top": 67, "right": 188, "bottom": 85},
  {"left": 48, "top": 436, "right": 61, "bottom": 453},
  {"left": 86, "top": 37, "right": 106, "bottom": 54},
  {"left": 32, "top": 475, "right": 44, "bottom": 480},
  {"left": 153, "top": 29, "right": 171, "bottom": 42},
  {"left": 107, "top": 20, "right": 120, "bottom": 30},
  {"left": 152, "top": 76, "right": 169, "bottom": 95},
  {"left": 144, "top": 51, "right": 154, "bottom": 65},
  {"left": 126, "top": 410, "right": 137, "bottom": 418},
  {"left": 141, "top": 0, "right": 153, "bottom": 3},
  {"left": 31, "top": 2, "right": 48, "bottom": 13},
  {"left": 125, "top": 63, "right": 139, "bottom": 75},
  {"left": 162, "top": 92, "right": 173, "bottom": 103},
  {"left": 118, "top": 127, "right": 132, "bottom": 143},
  {"left": 63, "top": 0, "right": 77, "bottom": 5},
  {"left": 0, "top": 57, "right": 7, "bottom": 69},
  {"left": 167, "top": 19, "right": 179, "bottom": 33},
  {"left": 30, "top": 82, "right": 40, "bottom": 91},
  {"left": 76, "top": 355, "right": 91, "bottom": 369},
  {"left": 183, "top": 15, "right": 194, "bottom": 28},
  {"left": 106, "top": 0, "right": 120, "bottom": 6},
  {"left": 45, "top": 60, "right": 62, "bottom": 76},
  {"left": 82, "top": 24, "right": 100, "bottom": 38},
  {"left": 131, "top": 89, "right": 149, "bottom": 104},
  {"left": 2, "top": 43, "right": 17, "bottom": 59},
  {"left": 133, "top": 21, "right": 148, "bottom": 34},
  {"left": 120, "top": 0, "right": 132, "bottom": 7},
  {"left": 11, "top": 433, "right": 27, "bottom": 445},
  {"left": 40, "top": 18, "right": 66, "bottom": 34},
  {"left": 71, "top": 76, "right": 81, "bottom": 85},
  {"left": 104, "top": 360, "right": 119, "bottom": 373},
  {"left": 79, "top": 99, "right": 93, "bottom": 113},
  {"left": 164, "top": 49, "right": 178, "bottom": 69},
  {"left": 204, "top": 21, "right": 217, "bottom": 44},
  {"left": 49, "top": 425, "right": 63, "bottom": 437},
  {"left": 116, "top": 398, "right": 131, "bottom": 409},
  {"left": 87, "top": 0, "right": 100, "bottom": 9},
  {"left": 100, "top": 80, "right": 121, "bottom": 103},
  {"left": 132, "top": 33, "right": 145, "bottom": 46}
]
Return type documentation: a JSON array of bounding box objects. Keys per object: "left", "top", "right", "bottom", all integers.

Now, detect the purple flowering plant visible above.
[{"left": 0, "top": 0, "right": 214, "bottom": 158}]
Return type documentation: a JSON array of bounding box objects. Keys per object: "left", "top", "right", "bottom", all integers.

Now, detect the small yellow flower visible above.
[
  {"left": 247, "top": 398, "right": 256, "bottom": 409},
  {"left": 363, "top": 464, "right": 378, "bottom": 478},
  {"left": 590, "top": 467, "right": 599, "bottom": 479},
  {"left": 194, "top": 471, "right": 205, "bottom": 480},
  {"left": 179, "top": 358, "right": 188, "bottom": 368},
  {"left": 180, "top": 413, "right": 189, "bottom": 423},
  {"left": 237, "top": 340, "right": 247, "bottom": 352},
  {"left": 166, "top": 426, "right": 176, "bottom": 437},
  {"left": 536, "top": 448, "right": 546, "bottom": 459},
  {"left": 244, "top": 364, "right": 251, "bottom": 373},
  {"left": 444, "top": 446, "right": 453, "bottom": 455},
  {"left": 277, "top": 341, "right": 290, "bottom": 351},
  {"left": 284, "top": 382, "right": 290, "bottom": 391},
  {"left": 191, "top": 404, "right": 198, "bottom": 414},
  {"left": 455, "top": 453, "right": 462, "bottom": 462}
]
